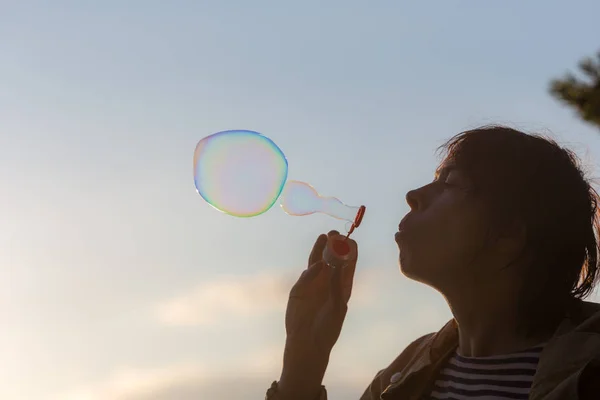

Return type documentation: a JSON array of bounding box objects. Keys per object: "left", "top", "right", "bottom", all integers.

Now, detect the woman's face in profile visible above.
[{"left": 396, "top": 161, "right": 491, "bottom": 290}]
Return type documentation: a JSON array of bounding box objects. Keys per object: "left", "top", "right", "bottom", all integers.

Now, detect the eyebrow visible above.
[{"left": 434, "top": 165, "right": 455, "bottom": 179}]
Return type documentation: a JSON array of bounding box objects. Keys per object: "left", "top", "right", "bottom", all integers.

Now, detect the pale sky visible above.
[{"left": 2, "top": 1, "right": 600, "bottom": 399}]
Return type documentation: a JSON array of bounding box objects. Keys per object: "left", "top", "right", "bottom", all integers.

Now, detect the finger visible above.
[
  {"left": 327, "top": 230, "right": 339, "bottom": 238},
  {"left": 308, "top": 234, "right": 328, "bottom": 267},
  {"left": 290, "top": 261, "right": 324, "bottom": 297},
  {"left": 341, "top": 265, "right": 356, "bottom": 304},
  {"left": 341, "top": 238, "right": 358, "bottom": 303},
  {"left": 303, "top": 260, "right": 325, "bottom": 283},
  {"left": 330, "top": 264, "right": 344, "bottom": 313},
  {"left": 343, "top": 237, "right": 358, "bottom": 279}
]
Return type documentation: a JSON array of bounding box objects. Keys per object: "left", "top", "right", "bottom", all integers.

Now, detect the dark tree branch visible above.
[{"left": 550, "top": 49, "right": 600, "bottom": 130}]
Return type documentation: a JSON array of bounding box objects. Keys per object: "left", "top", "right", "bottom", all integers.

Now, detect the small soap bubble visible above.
[
  {"left": 280, "top": 180, "right": 360, "bottom": 223},
  {"left": 193, "top": 130, "right": 288, "bottom": 217}
]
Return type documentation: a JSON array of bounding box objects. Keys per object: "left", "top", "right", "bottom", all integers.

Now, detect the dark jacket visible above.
[{"left": 359, "top": 300, "right": 600, "bottom": 400}]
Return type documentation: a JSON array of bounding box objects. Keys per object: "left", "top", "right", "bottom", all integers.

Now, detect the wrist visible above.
[
  {"left": 282, "top": 341, "right": 330, "bottom": 377},
  {"left": 267, "top": 380, "right": 326, "bottom": 400},
  {"left": 278, "top": 345, "right": 330, "bottom": 400},
  {"left": 276, "top": 378, "right": 325, "bottom": 400}
]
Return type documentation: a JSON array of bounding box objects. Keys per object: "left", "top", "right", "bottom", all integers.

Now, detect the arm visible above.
[{"left": 267, "top": 232, "right": 358, "bottom": 400}]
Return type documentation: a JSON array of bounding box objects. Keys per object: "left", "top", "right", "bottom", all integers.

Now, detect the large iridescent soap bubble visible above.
[
  {"left": 193, "top": 129, "right": 365, "bottom": 237},
  {"left": 193, "top": 130, "right": 288, "bottom": 217}
]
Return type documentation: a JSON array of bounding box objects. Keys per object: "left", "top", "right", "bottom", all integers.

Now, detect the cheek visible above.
[
  {"left": 444, "top": 216, "right": 488, "bottom": 263},
  {"left": 402, "top": 202, "right": 488, "bottom": 277},
  {"left": 436, "top": 194, "right": 487, "bottom": 248}
]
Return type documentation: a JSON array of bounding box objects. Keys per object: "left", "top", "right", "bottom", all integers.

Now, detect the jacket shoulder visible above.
[
  {"left": 359, "top": 333, "right": 436, "bottom": 400},
  {"left": 566, "top": 300, "right": 600, "bottom": 333}
]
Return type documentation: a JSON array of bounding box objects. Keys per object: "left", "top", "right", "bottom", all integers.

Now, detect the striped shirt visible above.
[{"left": 428, "top": 345, "right": 544, "bottom": 399}]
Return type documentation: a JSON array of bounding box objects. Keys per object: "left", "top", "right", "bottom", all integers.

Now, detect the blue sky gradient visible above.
[{"left": 2, "top": 1, "right": 600, "bottom": 398}]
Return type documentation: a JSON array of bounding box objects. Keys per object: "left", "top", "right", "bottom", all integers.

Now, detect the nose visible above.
[{"left": 405, "top": 188, "right": 422, "bottom": 211}]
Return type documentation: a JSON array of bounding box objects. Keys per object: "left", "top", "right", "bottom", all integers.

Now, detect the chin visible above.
[
  {"left": 399, "top": 263, "right": 417, "bottom": 280},
  {"left": 398, "top": 254, "right": 416, "bottom": 278},
  {"left": 399, "top": 255, "right": 431, "bottom": 283},
  {"left": 397, "top": 240, "right": 419, "bottom": 278}
]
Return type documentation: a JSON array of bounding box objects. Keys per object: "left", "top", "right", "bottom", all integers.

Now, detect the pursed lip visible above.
[
  {"left": 395, "top": 216, "right": 411, "bottom": 242},
  {"left": 398, "top": 215, "right": 411, "bottom": 232},
  {"left": 394, "top": 230, "right": 403, "bottom": 242}
]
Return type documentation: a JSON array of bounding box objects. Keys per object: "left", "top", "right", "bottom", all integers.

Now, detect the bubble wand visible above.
[{"left": 279, "top": 180, "right": 366, "bottom": 267}]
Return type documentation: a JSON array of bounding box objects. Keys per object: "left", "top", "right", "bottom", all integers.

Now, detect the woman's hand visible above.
[{"left": 278, "top": 230, "right": 358, "bottom": 400}]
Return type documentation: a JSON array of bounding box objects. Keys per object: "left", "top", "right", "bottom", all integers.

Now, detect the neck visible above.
[{"left": 443, "top": 283, "right": 556, "bottom": 357}]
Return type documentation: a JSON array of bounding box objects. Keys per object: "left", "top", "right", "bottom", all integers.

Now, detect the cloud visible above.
[
  {"left": 58, "top": 373, "right": 366, "bottom": 400},
  {"left": 54, "top": 358, "right": 368, "bottom": 400},
  {"left": 156, "top": 272, "right": 294, "bottom": 326},
  {"left": 156, "top": 267, "right": 387, "bottom": 327},
  {"left": 53, "top": 345, "right": 290, "bottom": 400},
  {"left": 53, "top": 304, "right": 447, "bottom": 400},
  {"left": 55, "top": 363, "right": 208, "bottom": 400},
  {"left": 57, "top": 272, "right": 451, "bottom": 400}
]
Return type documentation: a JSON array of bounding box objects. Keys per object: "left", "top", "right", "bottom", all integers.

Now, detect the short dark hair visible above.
[{"left": 439, "top": 125, "right": 600, "bottom": 324}]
